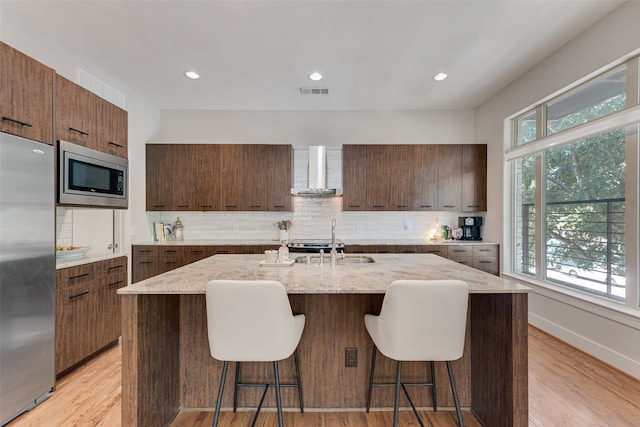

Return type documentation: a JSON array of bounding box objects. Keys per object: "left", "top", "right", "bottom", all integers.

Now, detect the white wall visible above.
[{"left": 475, "top": 1, "right": 640, "bottom": 378}]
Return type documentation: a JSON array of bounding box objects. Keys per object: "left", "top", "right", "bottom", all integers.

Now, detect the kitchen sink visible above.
[{"left": 293, "top": 255, "right": 375, "bottom": 264}]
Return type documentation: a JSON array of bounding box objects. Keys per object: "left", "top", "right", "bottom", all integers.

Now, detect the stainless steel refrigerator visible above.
[{"left": 0, "top": 132, "right": 55, "bottom": 425}]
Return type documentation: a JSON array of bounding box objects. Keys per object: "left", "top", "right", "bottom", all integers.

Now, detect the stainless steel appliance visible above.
[
  {"left": 458, "top": 216, "right": 483, "bottom": 241},
  {"left": 0, "top": 133, "right": 55, "bottom": 425},
  {"left": 58, "top": 140, "right": 128, "bottom": 208},
  {"left": 288, "top": 239, "right": 345, "bottom": 253}
]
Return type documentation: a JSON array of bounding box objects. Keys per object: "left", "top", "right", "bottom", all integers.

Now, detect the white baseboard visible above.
[{"left": 529, "top": 313, "right": 640, "bottom": 380}]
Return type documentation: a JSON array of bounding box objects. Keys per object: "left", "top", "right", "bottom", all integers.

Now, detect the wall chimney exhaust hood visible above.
[{"left": 292, "top": 145, "right": 342, "bottom": 197}]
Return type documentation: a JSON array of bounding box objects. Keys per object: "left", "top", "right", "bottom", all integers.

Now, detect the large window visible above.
[{"left": 509, "top": 59, "right": 638, "bottom": 304}]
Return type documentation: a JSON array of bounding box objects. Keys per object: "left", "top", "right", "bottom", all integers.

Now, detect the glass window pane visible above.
[
  {"left": 514, "top": 110, "right": 537, "bottom": 146},
  {"left": 544, "top": 129, "right": 626, "bottom": 300},
  {"left": 514, "top": 155, "right": 536, "bottom": 275},
  {"left": 546, "top": 67, "right": 626, "bottom": 136}
]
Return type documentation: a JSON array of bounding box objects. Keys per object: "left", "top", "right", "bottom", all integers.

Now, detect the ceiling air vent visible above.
[{"left": 300, "top": 87, "right": 329, "bottom": 95}]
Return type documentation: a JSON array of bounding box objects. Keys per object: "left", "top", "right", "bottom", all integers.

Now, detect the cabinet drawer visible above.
[
  {"left": 98, "top": 257, "right": 128, "bottom": 278},
  {"left": 474, "top": 257, "right": 499, "bottom": 275},
  {"left": 473, "top": 245, "right": 498, "bottom": 257},
  {"left": 447, "top": 246, "right": 473, "bottom": 257},
  {"left": 132, "top": 245, "right": 157, "bottom": 257},
  {"left": 57, "top": 264, "right": 96, "bottom": 290},
  {"left": 448, "top": 256, "right": 473, "bottom": 268}
]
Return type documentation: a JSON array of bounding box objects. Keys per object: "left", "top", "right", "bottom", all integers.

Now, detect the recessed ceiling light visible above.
[
  {"left": 184, "top": 71, "right": 200, "bottom": 80},
  {"left": 308, "top": 72, "right": 323, "bottom": 81},
  {"left": 433, "top": 72, "right": 448, "bottom": 82}
]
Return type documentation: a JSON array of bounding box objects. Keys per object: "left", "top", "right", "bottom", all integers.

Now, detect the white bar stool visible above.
[
  {"left": 364, "top": 279, "right": 469, "bottom": 427},
  {"left": 206, "top": 280, "right": 305, "bottom": 427}
]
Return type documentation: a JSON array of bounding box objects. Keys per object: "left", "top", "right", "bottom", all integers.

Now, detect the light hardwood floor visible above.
[{"left": 7, "top": 326, "right": 640, "bottom": 426}]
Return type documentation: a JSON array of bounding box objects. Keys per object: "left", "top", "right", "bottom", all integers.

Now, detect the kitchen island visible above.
[{"left": 118, "top": 254, "right": 529, "bottom": 427}]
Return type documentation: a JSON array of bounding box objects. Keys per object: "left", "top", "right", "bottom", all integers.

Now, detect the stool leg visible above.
[
  {"left": 446, "top": 361, "right": 464, "bottom": 427},
  {"left": 212, "top": 361, "right": 229, "bottom": 427},
  {"left": 393, "top": 360, "right": 402, "bottom": 427},
  {"left": 366, "top": 345, "right": 378, "bottom": 413},
  {"left": 233, "top": 362, "right": 240, "bottom": 412},
  {"left": 273, "top": 361, "right": 284, "bottom": 427},
  {"left": 294, "top": 349, "right": 304, "bottom": 413},
  {"left": 430, "top": 360, "right": 437, "bottom": 411}
]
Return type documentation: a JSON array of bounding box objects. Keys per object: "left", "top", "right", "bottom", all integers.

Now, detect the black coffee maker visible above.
[{"left": 458, "top": 216, "right": 483, "bottom": 240}]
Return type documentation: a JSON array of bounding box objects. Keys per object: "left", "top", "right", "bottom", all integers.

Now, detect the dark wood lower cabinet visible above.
[{"left": 55, "top": 256, "right": 127, "bottom": 375}]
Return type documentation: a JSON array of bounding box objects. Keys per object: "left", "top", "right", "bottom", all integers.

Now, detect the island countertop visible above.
[{"left": 118, "top": 253, "right": 528, "bottom": 295}]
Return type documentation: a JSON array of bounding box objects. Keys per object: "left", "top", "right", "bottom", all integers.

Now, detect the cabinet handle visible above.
[
  {"left": 225, "top": 205, "right": 237, "bottom": 208},
  {"left": 397, "top": 205, "right": 408, "bottom": 208},
  {"left": 108, "top": 265, "right": 124, "bottom": 271},
  {"left": 250, "top": 205, "right": 261, "bottom": 208},
  {"left": 108, "top": 280, "right": 125, "bottom": 288},
  {"left": 69, "top": 291, "right": 90, "bottom": 300},
  {"left": 273, "top": 205, "right": 285, "bottom": 208},
  {"left": 191, "top": 250, "right": 203, "bottom": 254},
  {"left": 453, "top": 249, "right": 467, "bottom": 253},
  {"left": 478, "top": 249, "right": 491, "bottom": 252},
  {"left": 2, "top": 116, "right": 32, "bottom": 127},
  {"left": 201, "top": 205, "right": 213, "bottom": 208},
  {"left": 444, "top": 205, "right": 456, "bottom": 208},
  {"left": 70, "top": 273, "right": 90, "bottom": 280},
  {"left": 108, "top": 141, "right": 124, "bottom": 148},
  {"left": 69, "top": 127, "right": 89, "bottom": 136},
  {"left": 373, "top": 205, "right": 384, "bottom": 208},
  {"left": 467, "top": 205, "right": 480, "bottom": 208},
  {"left": 152, "top": 204, "right": 165, "bottom": 208},
  {"left": 348, "top": 205, "right": 361, "bottom": 208},
  {"left": 420, "top": 205, "right": 433, "bottom": 208},
  {"left": 139, "top": 261, "right": 153, "bottom": 265},
  {"left": 177, "top": 204, "right": 189, "bottom": 208},
  {"left": 138, "top": 250, "right": 151, "bottom": 254},
  {"left": 479, "top": 260, "right": 492, "bottom": 264}
]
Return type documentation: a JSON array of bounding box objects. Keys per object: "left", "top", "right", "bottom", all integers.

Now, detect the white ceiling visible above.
[{"left": 1, "top": 0, "right": 625, "bottom": 111}]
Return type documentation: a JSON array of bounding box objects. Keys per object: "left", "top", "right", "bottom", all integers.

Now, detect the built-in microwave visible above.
[{"left": 58, "top": 140, "right": 128, "bottom": 208}]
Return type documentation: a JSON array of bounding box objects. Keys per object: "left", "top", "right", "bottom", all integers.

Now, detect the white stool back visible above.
[
  {"left": 206, "top": 280, "right": 305, "bottom": 362},
  {"left": 365, "top": 279, "right": 468, "bottom": 361}
]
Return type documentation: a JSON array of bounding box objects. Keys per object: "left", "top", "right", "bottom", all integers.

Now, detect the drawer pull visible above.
[
  {"left": 453, "top": 249, "right": 467, "bottom": 253},
  {"left": 139, "top": 261, "right": 153, "bottom": 265},
  {"left": 152, "top": 204, "right": 165, "bottom": 208},
  {"left": 397, "top": 205, "right": 408, "bottom": 208},
  {"left": 69, "top": 127, "right": 89, "bottom": 136},
  {"left": 164, "top": 250, "right": 177, "bottom": 254},
  {"left": 373, "top": 205, "right": 384, "bottom": 208},
  {"left": 225, "top": 205, "right": 237, "bottom": 208},
  {"left": 69, "top": 291, "right": 89, "bottom": 300},
  {"left": 348, "top": 205, "right": 361, "bottom": 208},
  {"left": 191, "top": 250, "right": 204, "bottom": 254},
  {"left": 70, "top": 273, "right": 90, "bottom": 280},
  {"left": 273, "top": 205, "right": 285, "bottom": 208},
  {"left": 479, "top": 260, "right": 492, "bottom": 264},
  {"left": 138, "top": 250, "right": 151, "bottom": 254},
  {"left": 420, "top": 205, "right": 433, "bottom": 208},
  {"left": 443, "top": 205, "right": 456, "bottom": 208},
  {"left": 201, "top": 205, "right": 213, "bottom": 208},
  {"left": 467, "top": 205, "right": 480, "bottom": 208},
  {"left": 108, "top": 141, "right": 124, "bottom": 148},
  {"left": 177, "top": 204, "right": 189, "bottom": 208},
  {"left": 2, "top": 116, "right": 32, "bottom": 127},
  {"left": 108, "top": 265, "right": 124, "bottom": 271},
  {"left": 109, "top": 280, "right": 124, "bottom": 288},
  {"left": 249, "top": 205, "right": 261, "bottom": 208}
]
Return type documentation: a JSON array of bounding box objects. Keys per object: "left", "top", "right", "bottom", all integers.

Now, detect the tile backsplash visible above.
[{"left": 152, "top": 197, "right": 464, "bottom": 243}]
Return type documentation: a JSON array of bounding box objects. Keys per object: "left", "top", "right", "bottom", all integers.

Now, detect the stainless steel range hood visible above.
[{"left": 292, "top": 146, "right": 341, "bottom": 197}]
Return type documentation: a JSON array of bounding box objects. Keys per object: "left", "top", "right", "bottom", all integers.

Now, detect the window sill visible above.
[{"left": 503, "top": 272, "right": 640, "bottom": 330}]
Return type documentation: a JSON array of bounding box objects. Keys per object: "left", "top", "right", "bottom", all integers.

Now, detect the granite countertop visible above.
[
  {"left": 56, "top": 252, "right": 128, "bottom": 270},
  {"left": 131, "top": 239, "right": 498, "bottom": 246},
  {"left": 118, "top": 253, "right": 527, "bottom": 296}
]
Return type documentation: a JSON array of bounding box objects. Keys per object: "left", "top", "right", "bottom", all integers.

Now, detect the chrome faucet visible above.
[{"left": 330, "top": 218, "right": 337, "bottom": 265}]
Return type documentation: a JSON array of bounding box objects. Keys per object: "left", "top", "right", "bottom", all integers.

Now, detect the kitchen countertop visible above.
[
  {"left": 118, "top": 253, "right": 526, "bottom": 295},
  {"left": 131, "top": 239, "right": 498, "bottom": 246},
  {"left": 56, "top": 252, "right": 128, "bottom": 270}
]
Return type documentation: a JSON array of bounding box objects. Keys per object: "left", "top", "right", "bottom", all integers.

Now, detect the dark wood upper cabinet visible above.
[
  {"left": 342, "top": 145, "right": 367, "bottom": 211},
  {"left": 147, "top": 144, "right": 291, "bottom": 212},
  {"left": 461, "top": 144, "right": 487, "bottom": 212},
  {"left": 0, "top": 41, "right": 54, "bottom": 144},
  {"left": 436, "top": 144, "right": 462, "bottom": 211},
  {"left": 414, "top": 145, "right": 439, "bottom": 210},
  {"left": 55, "top": 74, "right": 98, "bottom": 148},
  {"left": 56, "top": 74, "right": 128, "bottom": 158},
  {"left": 342, "top": 144, "right": 485, "bottom": 212}
]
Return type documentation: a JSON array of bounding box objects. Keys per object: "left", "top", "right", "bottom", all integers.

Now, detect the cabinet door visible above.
[
  {"left": 243, "top": 145, "right": 268, "bottom": 210},
  {"left": 95, "top": 257, "right": 128, "bottom": 346},
  {"left": 0, "top": 42, "right": 54, "bottom": 144},
  {"left": 146, "top": 144, "right": 175, "bottom": 210},
  {"left": 98, "top": 98, "right": 128, "bottom": 158},
  {"left": 437, "top": 144, "right": 462, "bottom": 211},
  {"left": 461, "top": 144, "right": 487, "bottom": 212},
  {"left": 220, "top": 144, "right": 245, "bottom": 210},
  {"left": 389, "top": 145, "right": 415, "bottom": 210},
  {"left": 342, "top": 145, "right": 367, "bottom": 211},
  {"left": 266, "top": 145, "right": 293, "bottom": 211},
  {"left": 193, "top": 144, "right": 220, "bottom": 211},
  {"left": 415, "top": 145, "right": 439, "bottom": 210},
  {"left": 55, "top": 74, "right": 98, "bottom": 148},
  {"left": 366, "top": 145, "right": 395, "bottom": 210}
]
